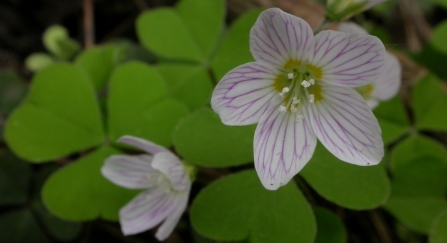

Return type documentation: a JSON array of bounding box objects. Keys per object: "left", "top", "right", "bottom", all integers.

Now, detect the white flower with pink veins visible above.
[
  {"left": 337, "top": 22, "right": 401, "bottom": 109},
  {"left": 211, "top": 8, "right": 386, "bottom": 190},
  {"left": 101, "top": 136, "right": 192, "bottom": 241}
]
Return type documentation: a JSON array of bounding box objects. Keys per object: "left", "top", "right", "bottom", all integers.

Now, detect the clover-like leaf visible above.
[
  {"left": 173, "top": 107, "right": 256, "bottom": 167},
  {"left": 430, "top": 210, "right": 447, "bottom": 243},
  {"left": 0, "top": 70, "right": 27, "bottom": 116},
  {"left": 136, "top": 0, "right": 224, "bottom": 62},
  {"left": 75, "top": 45, "right": 117, "bottom": 91},
  {"left": 108, "top": 61, "right": 188, "bottom": 147},
  {"left": 384, "top": 157, "right": 447, "bottom": 233},
  {"left": 0, "top": 150, "right": 31, "bottom": 206},
  {"left": 42, "top": 146, "right": 140, "bottom": 221},
  {"left": 156, "top": 64, "right": 213, "bottom": 110},
  {"left": 373, "top": 96, "right": 409, "bottom": 144},
  {"left": 301, "top": 143, "right": 390, "bottom": 210},
  {"left": 390, "top": 134, "right": 447, "bottom": 171},
  {"left": 314, "top": 207, "right": 346, "bottom": 243},
  {"left": 0, "top": 209, "right": 50, "bottom": 243},
  {"left": 431, "top": 20, "right": 447, "bottom": 54},
  {"left": 211, "top": 8, "right": 261, "bottom": 80},
  {"left": 5, "top": 64, "right": 104, "bottom": 162},
  {"left": 191, "top": 170, "right": 316, "bottom": 243},
  {"left": 413, "top": 74, "right": 447, "bottom": 131}
]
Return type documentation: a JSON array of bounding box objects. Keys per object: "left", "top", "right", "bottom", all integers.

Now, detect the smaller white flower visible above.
[
  {"left": 326, "top": 0, "right": 388, "bottom": 21},
  {"left": 101, "top": 136, "right": 192, "bottom": 241},
  {"left": 337, "top": 22, "right": 402, "bottom": 109}
]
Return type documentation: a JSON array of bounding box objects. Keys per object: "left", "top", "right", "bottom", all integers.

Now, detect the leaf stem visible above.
[{"left": 83, "top": 0, "right": 95, "bottom": 48}]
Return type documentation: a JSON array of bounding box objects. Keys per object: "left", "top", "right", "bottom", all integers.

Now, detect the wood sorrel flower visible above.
[
  {"left": 101, "top": 136, "right": 192, "bottom": 241},
  {"left": 326, "top": 0, "right": 388, "bottom": 22},
  {"left": 338, "top": 22, "right": 401, "bottom": 109},
  {"left": 211, "top": 8, "right": 386, "bottom": 190}
]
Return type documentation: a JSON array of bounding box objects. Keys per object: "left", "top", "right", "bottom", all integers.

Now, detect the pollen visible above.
[
  {"left": 301, "top": 80, "right": 311, "bottom": 88},
  {"left": 279, "top": 105, "right": 287, "bottom": 112},
  {"left": 287, "top": 73, "right": 294, "bottom": 79}
]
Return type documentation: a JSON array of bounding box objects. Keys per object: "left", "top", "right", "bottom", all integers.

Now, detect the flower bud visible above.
[{"left": 325, "top": 0, "right": 387, "bottom": 22}]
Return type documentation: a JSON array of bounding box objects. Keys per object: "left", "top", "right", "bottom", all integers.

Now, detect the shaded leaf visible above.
[
  {"left": 301, "top": 143, "right": 390, "bottom": 210},
  {"left": 191, "top": 170, "right": 316, "bottom": 243},
  {"left": 42, "top": 146, "right": 140, "bottom": 221},
  {"left": 5, "top": 64, "right": 104, "bottom": 162},
  {"left": 173, "top": 107, "right": 256, "bottom": 167}
]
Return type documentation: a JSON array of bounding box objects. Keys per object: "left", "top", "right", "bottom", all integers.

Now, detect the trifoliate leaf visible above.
[
  {"left": 413, "top": 74, "right": 447, "bottom": 131},
  {"left": 42, "top": 146, "right": 140, "bottom": 221},
  {"left": 5, "top": 64, "right": 104, "bottom": 162},
  {"left": 173, "top": 107, "right": 256, "bottom": 167},
  {"left": 191, "top": 170, "right": 316, "bottom": 243},
  {"left": 430, "top": 210, "right": 447, "bottom": 243},
  {"left": 75, "top": 45, "right": 117, "bottom": 91},
  {"left": 314, "top": 207, "right": 346, "bottom": 243},
  {"left": 373, "top": 96, "right": 409, "bottom": 144},
  {"left": 136, "top": 0, "right": 224, "bottom": 62},
  {"left": 211, "top": 9, "right": 261, "bottom": 80},
  {"left": 108, "top": 61, "right": 188, "bottom": 147},
  {"left": 156, "top": 64, "right": 213, "bottom": 110},
  {"left": 301, "top": 143, "right": 390, "bottom": 210}
]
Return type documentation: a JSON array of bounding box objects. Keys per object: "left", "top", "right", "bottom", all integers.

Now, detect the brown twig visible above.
[
  {"left": 369, "top": 210, "right": 395, "bottom": 243},
  {"left": 83, "top": 0, "right": 95, "bottom": 48}
]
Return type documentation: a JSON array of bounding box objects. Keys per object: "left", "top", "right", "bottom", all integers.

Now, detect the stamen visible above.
[
  {"left": 282, "top": 87, "right": 290, "bottom": 93},
  {"left": 309, "top": 94, "right": 315, "bottom": 103},
  {"left": 301, "top": 80, "right": 310, "bottom": 88},
  {"left": 279, "top": 105, "right": 287, "bottom": 112},
  {"left": 292, "top": 96, "right": 300, "bottom": 105},
  {"left": 309, "top": 79, "right": 315, "bottom": 85},
  {"left": 287, "top": 73, "right": 294, "bottom": 79}
]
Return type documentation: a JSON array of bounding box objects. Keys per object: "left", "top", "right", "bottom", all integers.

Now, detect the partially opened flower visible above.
[
  {"left": 101, "top": 136, "right": 192, "bottom": 241},
  {"left": 326, "top": 0, "right": 388, "bottom": 21},
  {"left": 337, "top": 22, "right": 401, "bottom": 109},
  {"left": 211, "top": 8, "right": 386, "bottom": 190}
]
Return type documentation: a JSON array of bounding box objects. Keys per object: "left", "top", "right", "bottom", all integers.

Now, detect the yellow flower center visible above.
[{"left": 273, "top": 59, "right": 324, "bottom": 114}]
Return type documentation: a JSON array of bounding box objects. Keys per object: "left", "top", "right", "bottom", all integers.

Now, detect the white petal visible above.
[
  {"left": 154, "top": 192, "right": 189, "bottom": 241},
  {"left": 371, "top": 52, "right": 401, "bottom": 101},
  {"left": 211, "top": 62, "right": 281, "bottom": 125},
  {"left": 101, "top": 154, "right": 160, "bottom": 189},
  {"left": 337, "top": 22, "right": 368, "bottom": 35},
  {"left": 151, "top": 152, "right": 191, "bottom": 191},
  {"left": 308, "top": 30, "right": 386, "bottom": 87},
  {"left": 119, "top": 188, "right": 177, "bottom": 235},
  {"left": 254, "top": 105, "right": 317, "bottom": 190},
  {"left": 308, "top": 84, "right": 384, "bottom": 165},
  {"left": 118, "top": 135, "right": 168, "bottom": 154},
  {"left": 250, "top": 8, "right": 314, "bottom": 69}
]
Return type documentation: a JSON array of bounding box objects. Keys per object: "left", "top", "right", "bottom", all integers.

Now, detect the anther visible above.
[
  {"left": 301, "top": 80, "right": 310, "bottom": 88},
  {"left": 292, "top": 96, "right": 300, "bottom": 105},
  {"left": 279, "top": 105, "right": 287, "bottom": 112},
  {"left": 282, "top": 87, "right": 290, "bottom": 93},
  {"left": 291, "top": 106, "right": 298, "bottom": 113},
  {"left": 309, "top": 94, "right": 315, "bottom": 103},
  {"left": 309, "top": 79, "right": 315, "bottom": 85},
  {"left": 287, "top": 73, "right": 294, "bottom": 79},
  {"left": 297, "top": 115, "right": 304, "bottom": 120}
]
